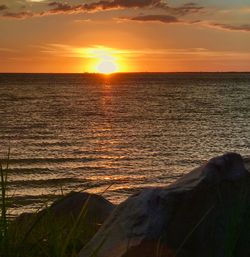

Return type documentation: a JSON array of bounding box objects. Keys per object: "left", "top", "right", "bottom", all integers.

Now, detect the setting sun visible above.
[
  {"left": 84, "top": 46, "right": 124, "bottom": 73},
  {"left": 97, "top": 60, "right": 117, "bottom": 74}
]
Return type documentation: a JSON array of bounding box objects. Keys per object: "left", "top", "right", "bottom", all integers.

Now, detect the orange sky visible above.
[{"left": 0, "top": 0, "right": 250, "bottom": 72}]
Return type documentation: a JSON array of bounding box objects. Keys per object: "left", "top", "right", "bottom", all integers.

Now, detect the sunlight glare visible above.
[
  {"left": 97, "top": 60, "right": 117, "bottom": 74},
  {"left": 85, "top": 46, "right": 122, "bottom": 74}
]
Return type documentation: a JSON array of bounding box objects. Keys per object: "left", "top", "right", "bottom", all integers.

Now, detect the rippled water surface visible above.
[{"left": 0, "top": 73, "right": 249, "bottom": 214}]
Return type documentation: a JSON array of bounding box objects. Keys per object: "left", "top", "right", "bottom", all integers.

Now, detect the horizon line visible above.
[{"left": 1, "top": 71, "right": 250, "bottom": 75}]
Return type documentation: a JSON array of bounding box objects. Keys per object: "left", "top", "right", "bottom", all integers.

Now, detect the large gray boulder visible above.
[{"left": 79, "top": 153, "right": 250, "bottom": 257}]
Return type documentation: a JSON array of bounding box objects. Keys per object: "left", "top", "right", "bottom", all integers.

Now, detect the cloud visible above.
[
  {"left": 2, "top": 11, "right": 34, "bottom": 19},
  {"left": 47, "top": 2, "right": 75, "bottom": 13},
  {"left": 0, "top": 5, "right": 8, "bottom": 11},
  {"left": 35, "top": 43, "right": 250, "bottom": 61},
  {"left": 47, "top": 0, "right": 167, "bottom": 14},
  {"left": 122, "top": 14, "right": 180, "bottom": 23},
  {"left": 170, "top": 3, "right": 204, "bottom": 16},
  {"left": 0, "top": 47, "right": 16, "bottom": 52},
  {"left": 0, "top": 0, "right": 165, "bottom": 19},
  {"left": 210, "top": 23, "right": 250, "bottom": 32},
  {"left": 35, "top": 43, "right": 178, "bottom": 60},
  {"left": 36, "top": 43, "right": 138, "bottom": 58},
  {"left": 0, "top": 0, "right": 204, "bottom": 19},
  {"left": 119, "top": 14, "right": 201, "bottom": 24},
  {"left": 46, "top": 1, "right": 204, "bottom": 15}
]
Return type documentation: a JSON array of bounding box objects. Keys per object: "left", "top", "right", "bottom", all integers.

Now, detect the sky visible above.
[{"left": 0, "top": 0, "right": 250, "bottom": 73}]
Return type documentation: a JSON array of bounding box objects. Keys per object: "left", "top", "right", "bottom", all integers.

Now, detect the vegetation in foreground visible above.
[
  {"left": 0, "top": 158, "right": 99, "bottom": 257},
  {"left": 1, "top": 155, "right": 250, "bottom": 257}
]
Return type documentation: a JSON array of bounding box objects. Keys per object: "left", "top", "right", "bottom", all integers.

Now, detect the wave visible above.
[{"left": 4, "top": 157, "right": 98, "bottom": 165}]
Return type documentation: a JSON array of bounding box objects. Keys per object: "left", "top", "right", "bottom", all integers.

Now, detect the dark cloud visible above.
[
  {"left": 211, "top": 23, "right": 250, "bottom": 32},
  {"left": 120, "top": 14, "right": 201, "bottom": 24},
  {"left": 46, "top": 1, "right": 204, "bottom": 16},
  {"left": 124, "top": 14, "right": 180, "bottom": 23},
  {"left": 171, "top": 2, "right": 204, "bottom": 15},
  {"left": 47, "top": 0, "right": 167, "bottom": 14},
  {"left": 0, "top": 4, "right": 8, "bottom": 11},
  {"left": 2, "top": 11, "right": 34, "bottom": 19},
  {"left": 48, "top": 2, "right": 75, "bottom": 13},
  {"left": 0, "top": 0, "right": 167, "bottom": 19},
  {"left": 0, "top": 0, "right": 204, "bottom": 20}
]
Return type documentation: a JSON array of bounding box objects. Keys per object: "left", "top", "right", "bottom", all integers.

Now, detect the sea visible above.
[{"left": 0, "top": 72, "right": 249, "bottom": 215}]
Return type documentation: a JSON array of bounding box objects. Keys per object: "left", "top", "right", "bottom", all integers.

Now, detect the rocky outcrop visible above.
[
  {"left": 47, "top": 191, "right": 114, "bottom": 222},
  {"left": 15, "top": 192, "right": 114, "bottom": 224},
  {"left": 79, "top": 153, "right": 250, "bottom": 257},
  {"left": 11, "top": 192, "right": 115, "bottom": 255}
]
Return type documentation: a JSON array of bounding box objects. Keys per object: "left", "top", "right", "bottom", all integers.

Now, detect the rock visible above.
[
  {"left": 48, "top": 191, "right": 115, "bottom": 223},
  {"left": 244, "top": 156, "right": 250, "bottom": 172},
  {"left": 11, "top": 192, "right": 115, "bottom": 256},
  {"left": 79, "top": 153, "right": 250, "bottom": 257},
  {"left": 14, "top": 191, "right": 114, "bottom": 228}
]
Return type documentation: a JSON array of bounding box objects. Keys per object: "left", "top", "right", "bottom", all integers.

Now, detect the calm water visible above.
[{"left": 0, "top": 73, "right": 249, "bottom": 214}]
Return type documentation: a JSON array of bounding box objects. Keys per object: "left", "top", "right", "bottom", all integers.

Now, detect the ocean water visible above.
[{"left": 0, "top": 73, "right": 249, "bottom": 214}]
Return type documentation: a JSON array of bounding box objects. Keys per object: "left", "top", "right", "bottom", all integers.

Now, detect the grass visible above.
[
  {"left": 0, "top": 156, "right": 101, "bottom": 257},
  {"left": 0, "top": 159, "right": 8, "bottom": 255}
]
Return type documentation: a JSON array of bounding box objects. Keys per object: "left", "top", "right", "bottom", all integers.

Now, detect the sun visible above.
[
  {"left": 85, "top": 46, "right": 124, "bottom": 74},
  {"left": 97, "top": 60, "right": 117, "bottom": 74}
]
